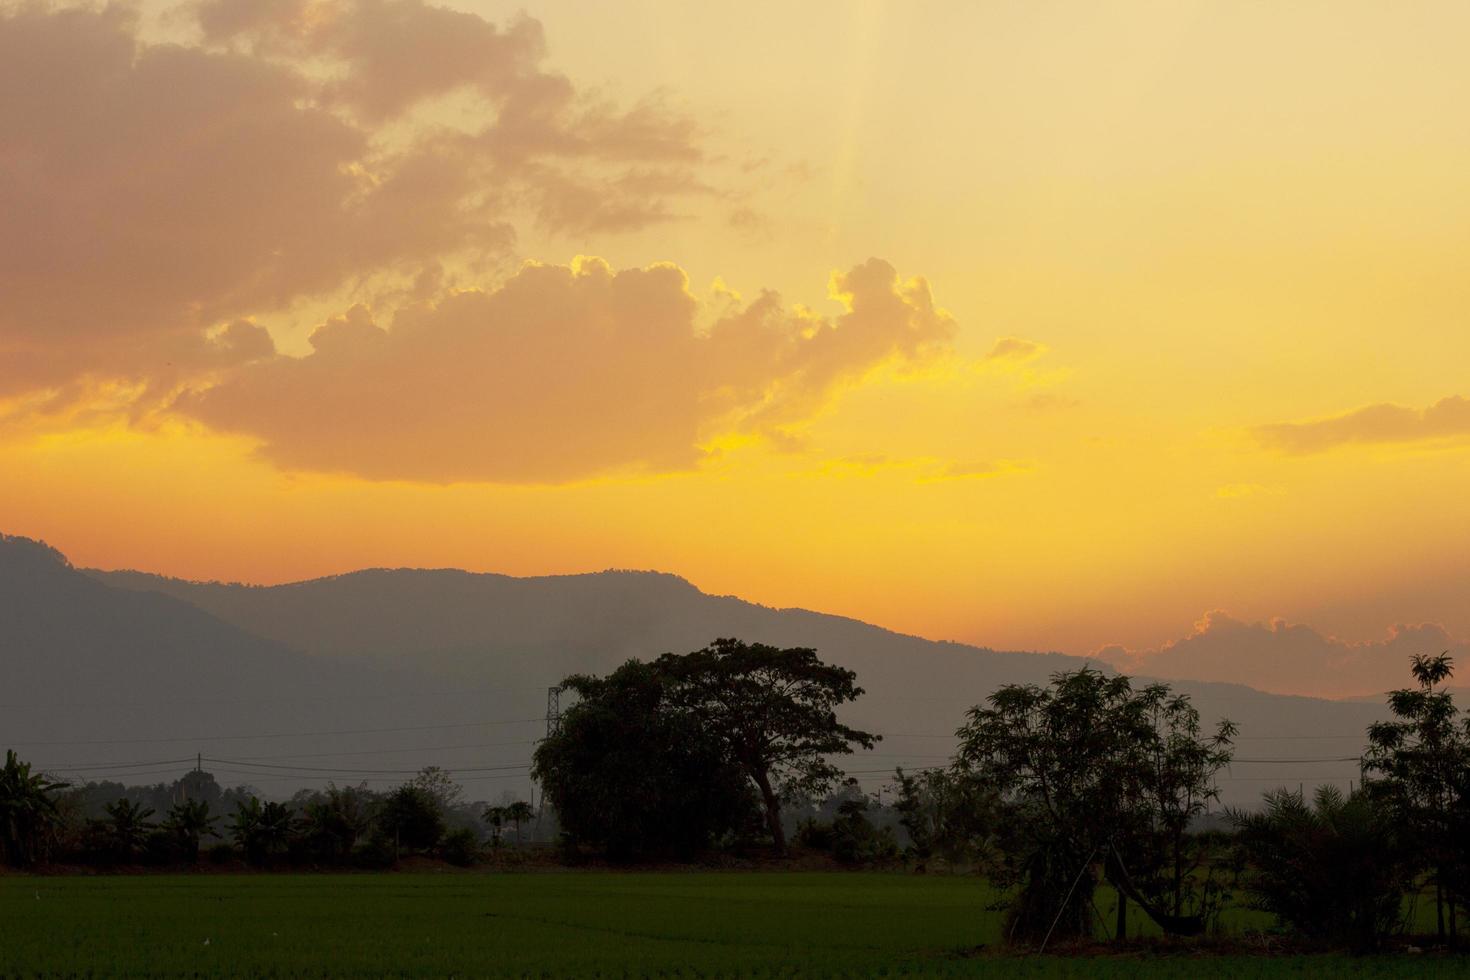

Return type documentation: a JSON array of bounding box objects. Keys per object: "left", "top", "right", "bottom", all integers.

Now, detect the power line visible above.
[
  {"left": 202, "top": 757, "right": 530, "bottom": 777},
  {"left": 3, "top": 717, "right": 544, "bottom": 748}
]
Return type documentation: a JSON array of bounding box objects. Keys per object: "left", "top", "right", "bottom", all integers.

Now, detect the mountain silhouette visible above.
[
  {"left": 87, "top": 554, "right": 1391, "bottom": 805},
  {"left": 0, "top": 534, "right": 1390, "bottom": 805}
]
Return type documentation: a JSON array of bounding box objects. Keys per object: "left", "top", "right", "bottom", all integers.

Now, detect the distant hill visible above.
[{"left": 87, "top": 557, "right": 1393, "bottom": 806}]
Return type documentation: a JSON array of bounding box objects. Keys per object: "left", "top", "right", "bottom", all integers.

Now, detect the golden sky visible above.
[{"left": 3, "top": 1, "right": 1469, "bottom": 696}]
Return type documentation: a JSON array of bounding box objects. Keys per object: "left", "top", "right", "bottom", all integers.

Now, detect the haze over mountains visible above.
[{"left": 2, "top": 533, "right": 1390, "bottom": 807}]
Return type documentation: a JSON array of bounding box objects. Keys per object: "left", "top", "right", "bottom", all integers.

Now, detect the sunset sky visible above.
[{"left": 4, "top": 0, "right": 1469, "bottom": 696}]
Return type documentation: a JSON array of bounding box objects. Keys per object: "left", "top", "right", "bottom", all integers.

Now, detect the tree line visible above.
[
  {"left": 0, "top": 757, "right": 534, "bottom": 870},
  {"left": 5, "top": 637, "right": 1470, "bottom": 953}
]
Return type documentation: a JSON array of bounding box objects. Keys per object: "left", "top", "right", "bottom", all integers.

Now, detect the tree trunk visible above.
[
  {"left": 1115, "top": 889, "right": 1127, "bottom": 942},
  {"left": 751, "top": 767, "right": 786, "bottom": 855},
  {"left": 1438, "top": 879, "right": 1445, "bottom": 940}
]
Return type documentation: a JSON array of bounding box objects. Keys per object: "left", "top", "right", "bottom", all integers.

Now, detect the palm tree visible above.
[
  {"left": 0, "top": 750, "right": 69, "bottom": 868},
  {"left": 482, "top": 805, "right": 506, "bottom": 847},
  {"left": 257, "top": 801, "right": 295, "bottom": 859},
  {"left": 163, "top": 799, "right": 219, "bottom": 863},
  {"left": 102, "top": 798, "right": 155, "bottom": 862},
  {"left": 505, "top": 800, "right": 534, "bottom": 845},
  {"left": 230, "top": 797, "right": 295, "bottom": 865}
]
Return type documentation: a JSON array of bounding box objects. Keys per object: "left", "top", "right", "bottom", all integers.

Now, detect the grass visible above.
[{"left": 0, "top": 871, "right": 1458, "bottom": 977}]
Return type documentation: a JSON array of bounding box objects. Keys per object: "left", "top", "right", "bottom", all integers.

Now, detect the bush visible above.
[
  {"left": 440, "top": 828, "right": 482, "bottom": 867},
  {"left": 1231, "top": 786, "right": 1412, "bottom": 951}
]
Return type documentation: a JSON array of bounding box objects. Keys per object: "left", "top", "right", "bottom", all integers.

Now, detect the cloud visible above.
[
  {"left": 1254, "top": 396, "right": 1470, "bottom": 454},
  {"left": 1095, "top": 611, "right": 1469, "bottom": 699},
  {"left": 984, "top": 336, "right": 1044, "bottom": 362},
  {"left": 0, "top": 2, "right": 707, "bottom": 396},
  {"left": 175, "top": 257, "right": 956, "bottom": 483}
]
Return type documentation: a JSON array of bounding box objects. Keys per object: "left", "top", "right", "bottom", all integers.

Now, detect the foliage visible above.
[
  {"left": 440, "top": 827, "right": 482, "bottom": 867},
  {"left": 534, "top": 659, "right": 758, "bottom": 861},
  {"left": 893, "top": 766, "right": 999, "bottom": 871},
  {"left": 1231, "top": 785, "right": 1411, "bottom": 950},
  {"left": 229, "top": 797, "right": 295, "bottom": 865},
  {"left": 0, "top": 749, "right": 69, "bottom": 867},
  {"left": 376, "top": 785, "right": 445, "bottom": 856},
  {"left": 1363, "top": 652, "right": 1470, "bottom": 938},
  {"left": 100, "top": 798, "right": 156, "bottom": 863},
  {"left": 298, "top": 784, "right": 375, "bottom": 863},
  {"left": 655, "top": 638, "right": 877, "bottom": 853},
  {"left": 957, "top": 668, "right": 1234, "bottom": 944},
  {"left": 162, "top": 799, "right": 220, "bottom": 864}
]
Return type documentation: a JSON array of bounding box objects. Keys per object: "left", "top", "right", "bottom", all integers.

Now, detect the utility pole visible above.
[
  {"left": 533, "top": 686, "right": 563, "bottom": 841},
  {"left": 546, "top": 686, "right": 562, "bottom": 738}
]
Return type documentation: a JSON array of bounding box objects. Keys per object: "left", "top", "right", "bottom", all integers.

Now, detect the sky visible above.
[{"left": 3, "top": 0, "right": 1469, "bottom": 697}]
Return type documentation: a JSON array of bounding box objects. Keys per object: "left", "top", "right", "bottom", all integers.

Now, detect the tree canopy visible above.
[
  {"left": 533, "top": 659, "right": 758, "bottom": 860},
  {"left": 656, "top": 638, "right": 877, "bottom": 853},
  {"left": 957, "top": 668, "right": 1234, "bottom": 943}
]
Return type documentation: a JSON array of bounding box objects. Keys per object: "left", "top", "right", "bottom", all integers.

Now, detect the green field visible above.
[{"left": 0, "top": 872, "right": 1455, "bottom": 977}]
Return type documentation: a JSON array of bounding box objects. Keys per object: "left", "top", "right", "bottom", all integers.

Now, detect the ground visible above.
[{"left": 0, "top": 872, "right": 1460, "bottom": 977}]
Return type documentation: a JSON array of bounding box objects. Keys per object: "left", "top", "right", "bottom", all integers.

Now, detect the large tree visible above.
[
  {"left": 533, "top": 660, "right": 757, "bottom": 861},
  {"left": 656, "top": 638, "right": 877, "bottom": 854},
  {"left": 957, "top": 668, "right": 1234, "bottom": 945},
  {"left": 1364, "top": 652, "right": 1470, "bottom": 941}
]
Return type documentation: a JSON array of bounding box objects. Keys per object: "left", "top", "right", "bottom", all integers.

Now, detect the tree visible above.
[
  {"left": 230, "top": 797, "right": 295, "bottom": 865},
  {"left": 533, "top": 659, "right": 758, "bottom": 861},
  {"left": 101, "top": 798, "right": 155, "bottom": 862},
  {"left": 957, "top": 668, "right": 1234, "bottom": 945},
  {"left": 163, "top": 799, "right": 219, "bottom": 863},
  {"left": 893, "top": 766, "right": 998, "bottom": 872},
  {"left": 409, "top": 766, "right": 464, "bottom": 813},
  {"left": 0, "top": 750, "right": 68, "bottom": 867},
  {"left": 482, "top": 805, "right": 506, "bottom": 847},
  {"left": 504, "top": 800, "right": 534, "bottom": 845},
  {"left": 1364, "top": 652, "right": 1470, "bottom": 941},
  {"left": 377, "top": 784, "right": 445, "bottom": 857},
  {"left": 299, "top": 784, "right": 374, "bottom": 862},
  {"left": 656, "top": 638, "right": 877, "bottom": 854},
  {"left": 1231, "top": 785, "right": 1411, "bottom": 951}
]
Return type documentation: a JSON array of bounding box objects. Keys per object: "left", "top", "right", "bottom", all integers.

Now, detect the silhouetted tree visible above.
[
  {"left": 505, "top": 800, "right": 534, "bottom": 845},
  {"left": 101, "top": 798, "right": 155, "bottom": 862},
  {"left": 377, "top": 784, "right": 445, "bottom": 858},
  {"left": 533, "top": 659, "right": 758, "bottom": 861},
  {"left": 162, "top": 799, "right": 219, "bottom": 864},
  {"left": 0, "top": 750, "right": 68, "bottom": 867},
  {"left": 1231, "top": 785, "right": 1411, "bottom": 951},
  {"left": 957, "top": 669, "right": 1233, "bottom": 945},
  {"left": 893, "top": 766, "right": 999, "bottom": 872},
  {"left": 230, "top": 797, "right": 295, "bottom": 865},
  {"left": 298, "top": 784, "right": 374, "bottom": 862},
  {"left": 656, "top": 638, "right": 877, "bottom": 854},
  {"left": 1364, "top": 652, "right": 1470, "bottom": 941},
  {"left": 483, "top": 805, "right": 506, "bottom": 847}
]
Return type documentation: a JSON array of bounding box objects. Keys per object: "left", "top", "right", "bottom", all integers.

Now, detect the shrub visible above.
[{"left": 440, "top": 828, "right": 482, "bottom": 867}]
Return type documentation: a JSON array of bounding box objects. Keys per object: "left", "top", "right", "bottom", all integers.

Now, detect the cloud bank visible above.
[
  {"left": 1255, "top": 395, "right": 1470, "bottom": 454},
  {"left": 1096, "top": 611, "right": 1469, "bottom": 699},
  {"left": 0, "top": 1, "right": 706, "bottom": 395},
  {"left": 177, "top": 257, "right": 955, "bottom": 483}
]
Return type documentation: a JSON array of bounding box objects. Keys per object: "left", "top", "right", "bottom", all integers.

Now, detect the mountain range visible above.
[{"left": 1, "top": 533, "right": 1387, "bottom": 806}]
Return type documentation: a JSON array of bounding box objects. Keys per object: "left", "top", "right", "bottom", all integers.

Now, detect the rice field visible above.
[{"left": 0, "top": 872, "right": 1458, "bottom": 977}]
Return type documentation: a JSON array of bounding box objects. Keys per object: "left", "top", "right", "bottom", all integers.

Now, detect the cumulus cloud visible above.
[
  {"left": 0, "top": 2, "right": 707, "bottom": 396},
  {"left": 175, "top": 257, "right": 956, "bottom": 483},
  {"left": 1255, "top": 395, "right": 1470, "bottom": 454},
  {"left": 1096, "top": 611, "right": 1469, "bottom": 699}
]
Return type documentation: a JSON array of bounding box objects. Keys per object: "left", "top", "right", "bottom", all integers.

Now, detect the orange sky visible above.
[{"left": 3, "top": 1, "right": 1469, "bottom": 696}]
